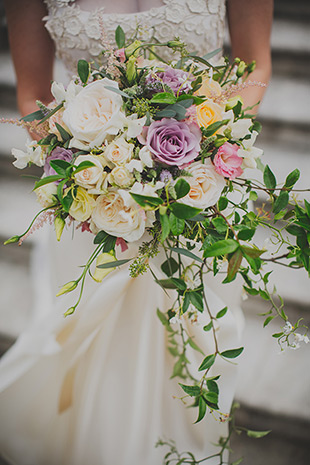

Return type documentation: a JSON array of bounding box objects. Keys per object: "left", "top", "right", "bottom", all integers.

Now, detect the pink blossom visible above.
[
  {"left": 213, "top": 142, "right": 243, "bottom": 180},
  {"left": 114, "top": 48, "right": 126, "bottom": 63},
  {"left": 116, "top": 237, "right": 129, "bottom": 252}
]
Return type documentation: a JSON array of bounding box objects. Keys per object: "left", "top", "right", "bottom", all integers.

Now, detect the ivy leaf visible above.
[
  {"left": 189, "top": 292, "right": 204, "bottom": 312},
  {"left": 170, "top": 277, "right": 187, "bottom": 291},
  {"left": 263, "top": 165, "right": 276, "bottom": 191},
  {"left": 161, "top": 258, "right": 179, "bottom": 277},
  {"left": 77, "top": 59, "right": 90, "bottom": 84},
  {"left": 220, "top": 347, "right": 244, "bottom": 359},
  {"left": 218, "top": 196, "right": 228, "bottom": 211}
]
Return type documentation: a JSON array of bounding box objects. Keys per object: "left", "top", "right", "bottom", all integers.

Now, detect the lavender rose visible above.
[
  {"left": 44, "top": 147, "right": 73, "bottom": 176},
  {"left": 146, "top": 118, "right": 201, "bottom": 166},
  {"left": 146, "top": 66, "right": 192, "bottom": 95}
]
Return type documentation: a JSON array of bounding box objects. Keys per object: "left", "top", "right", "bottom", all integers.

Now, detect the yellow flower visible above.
[
  {"left": 195, "top": 76, "right": 222, "bottom": 99},
  {"left": 69, "top": 187, "right": 96, "bottom": 222},
  {"left": 92, "top": 252, "right": 116, "bottom": 283},
  {"left": 196, "top": 100, "right": 223, "bottom": 128}
]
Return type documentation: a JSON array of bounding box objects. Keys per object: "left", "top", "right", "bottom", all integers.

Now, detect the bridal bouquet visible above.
[{"left": 4, "top": 26, "right": 310, "bottom": 461}]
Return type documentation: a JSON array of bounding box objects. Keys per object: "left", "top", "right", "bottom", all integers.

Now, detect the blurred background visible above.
[{"left": 0, "top": 0, "right": 309, "bottom": 463}]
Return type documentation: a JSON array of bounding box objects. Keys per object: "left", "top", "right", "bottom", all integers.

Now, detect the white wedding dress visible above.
[{"left": 0, "top": 1, "right": 244, "bottom": 464}]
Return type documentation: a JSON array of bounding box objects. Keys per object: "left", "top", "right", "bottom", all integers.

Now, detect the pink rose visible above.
[{"left": 213, "top": 142, "right": 243, "bottom": 180}]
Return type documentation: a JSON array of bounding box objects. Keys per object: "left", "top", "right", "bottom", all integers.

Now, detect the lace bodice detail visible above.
[{"left": 44, "top": 0, "right": 226, "bottom": 75}]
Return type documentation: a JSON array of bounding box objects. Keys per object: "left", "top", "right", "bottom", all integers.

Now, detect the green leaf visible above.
[
  {"left": 203, "top": 322, "right": 213, "bottom": 332},
  {"left": 169, "top": 213, "right": 185, "bottom": 235},
  {"left": 55, "top": 122, "right": 72, "bottom": 142},
  {"left": 170, "top": 202, "right": 202, "bottom": 219},
  {"left": 49, "top": 159, "right": 71, "bottom": 177},
  {"left": 170, "top": 277, "right": 187, "bottom": 291},
  {"left": 156, "top": 278, "right": 177, "bottom": 289},
  {"left": 305, "top": 199, "right": 310, "bottom": 218},
  {"left": 97, "top": 258, "right": 132, "bottom": 269},
  {"left": 211, "top": 216, "right": 228, "bottom": 234},
  {"left": 21, "top": 109, "right": 45, "bottom": 122},
  {"left": 179, "top": 383, "right": 201, "bottom": 397},
  {"left": 203, "top": 239, "right": 239, "bottom": 258},
  {"left": 94, "top": 230, "right": 108, "bottom": 244},
  {"left": 249, "top": 191, "right": 258, "bottom": 202},
  {"left": 34, "top": 174, "right": 63, "bottom": 190},
  {"left": 188, "top": 337, "right": 204, "bottom": 355},
  {"left": 174, "top": 179, "right": 190, "bottom": 199},
  {"left": 157, "top": 308, "right": 170, "bottom": 327},
  {"left": 202, "top": 119, "right": 229, "bottom": 137},
  {"left": 263, "top": 165, "right": 276, "bottom": 191},
  {"left": 206, "top": 379, "right": 219, "bottom": 394},
  {"left": 115, "top": 25, "right": 125, "bottom": 48},
  {"left": 62, "top": 189, "right": 74, "bottom": 212},
  {"left": 216, "top": 306, "right": 228, "bottom": 319},
  {"left": 130, "top": 193, "right": 163, "bottom": 207},
  {"left": 273, "top": 191, "right": 289, "bottom": 215},
  {"left": 195, "top": 396, "right": 207, "bottom": 423},
  {"left": 218, "top": 196, "right": 228, "bottom": 211},
  {"left": 101, "top": 235, "right": 117, "bottom": 253},
  {"left": 246, "top": 430, "right": 271, "bottom": 439},
  {"left": 104, "top": 85, "right": 133, "bottom": 99},
  {"left": 182, "top": 292, "right": 190, "bottom": 313},
  {"left": 73, "top": 161, "right": 96, "bottom": 174},
  {"left": 220, "top": 347, "right": 244, "bottom": 359},
  {"left": 198, "top": 354, "right": 216, "bottom": 372},
  {"left": 189, "top": 292, "right": 204, "bottom": 312},
  {"left": 284, "top": 169, "right": 300, "bottom": 189},
  {"left": 169, "top": 247, "right": 203, "bottom": 263},
  {"left": 161, "top": 258, "right": 179, "bottom": 277},
  {"left": 160, "top": 213, "right": 170, "bottom": 242},
  {"left": 238, "top": 227, "right": 255, "bottom": 241},
  {"left": 241, "top": 246, "right": 264, "bottom": 258},
  {"left": 77, "top": 59, "right": 90, "bottom": 84},
  {"left": 263, "top": 315, "right": 274, "bottom": 327},
  {"left": 151, "top": 92, "right": 177, "bottom": 105},
  {"left": 231, "top": 458, "right": 244, "bottom": 465},
  {"left": 204, "top": 391, "right": 218, "bottom": 404},
  {"left": 224, "top": 249, "right": 243, "bottom": 283}
]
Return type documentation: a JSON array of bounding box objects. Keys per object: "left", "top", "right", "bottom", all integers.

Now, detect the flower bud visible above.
[
  {"left": 247, "top": 60, "right": 256, "bottom": 74},
  {"left": 56, "top": 281, "right": 78, "bottom": 297},
  {"left": 236, "top": 61, "right": 246, "bottom": 78},
  {"left": 64, "top": 307, "right": 76, "bottom": 317},
  {"left": 92, "top": 252, "right": 116, "bottom": 283},
  {"left": 214, "top": 137, "right": 228, "bottom": 148},
  {"left": 126, "top": 56, "right": 137, "bottom": 84},
  {"left": 4, "top": 235, "right": 20, "bottom": 245},
  {"left": 54, "top": 216, "right": 65, "bottom": 242},
  {"left": 125, "top": 40, "right": 142, "bottom": 58},
  {"left": 225, "top": 95, "right": 243, "bottom": 111},
  {"left": 159, "top": 205, "right": 167, "bottom": 215},
  {"left": 167, "top": 39, "right": 183, "bottom": 49}
]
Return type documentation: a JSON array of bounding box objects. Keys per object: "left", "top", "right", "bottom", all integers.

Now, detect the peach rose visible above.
[
  {"left": 195, "top": 77, "right": 222, "bottom": 100},
  {"left": 196, "top": 100, "right": 223, "bottom": 129}
]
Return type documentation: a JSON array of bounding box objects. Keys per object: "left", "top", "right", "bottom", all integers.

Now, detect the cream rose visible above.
[
  {"left": 74, "top": 155, "right": 106, "bottom": 193},
  {"left": 104, "top": 137, "right": 134, "bottom": 166},
  {"left": 108, "top": 166, "right": 134, "bottom": 188},
  {"left": 91, "top": 191, "right": 147, "bottom": 242},
  {"left": 195, "top": 76, "right": 222, "bottom": 100},
  {"left": 180, "top": 160, "right": 226, "bottom": 209},
  {"left": 196, "top": 100, "right": 223, "bottom": 129},
  {"left": 69, "top": 187, "right": 96, "bottom": 222},
  {"left": 62, "top": 78, "right": 126, "bottom": 150},
  {"left": 35, "top": 183, "right": 57, "bottom": 207}
]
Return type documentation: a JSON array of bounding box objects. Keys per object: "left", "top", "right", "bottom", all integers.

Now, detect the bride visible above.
[{"left": 1, "top": 1, "right": 273, "bottom": 464}]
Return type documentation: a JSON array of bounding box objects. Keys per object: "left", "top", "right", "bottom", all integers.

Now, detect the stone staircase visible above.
[{"left": 0, "top": 0, "right": 310, "bottom": 463}]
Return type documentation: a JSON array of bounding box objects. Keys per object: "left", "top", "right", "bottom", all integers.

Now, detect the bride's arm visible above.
[
  {"left": 4, "top": 0, "right": 55, "bottom": 117},
  {"left": 226, "top": 0, "right": 274, "bottom": 111}
]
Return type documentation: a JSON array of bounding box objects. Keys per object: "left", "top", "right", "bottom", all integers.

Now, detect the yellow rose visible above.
[
  {"left": 196, "top": 100, "right": 223, "bottom": 129},
  {"left": 195, "top": 77, "right": 222, "bottom": 99},
  {"left": 69, "top": 187, "right": 96, "bottom": 222}
]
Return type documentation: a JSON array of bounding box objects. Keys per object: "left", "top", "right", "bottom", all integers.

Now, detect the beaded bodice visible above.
[{"left": 43, "top": 0, "right": 226, "bottom": 74}]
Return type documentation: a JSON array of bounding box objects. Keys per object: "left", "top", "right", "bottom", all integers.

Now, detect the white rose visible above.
[
  {"left": 74, "top": 155, "right": 106, "bottom": 193},
  {"left": 108, "top": 166, "right": 134, "bottom": 188},
  {"left": 91, "top": 190, "right": 147, "bottom": 242},
  {"left": 180, "top": 160, "right": 226, "bottom": 209},
  {"left": 238, "top": 146, "right": 263, "bottom": 169},
  {"left": 35, "top": 183, "right": 57, "bottom": 207},
  {"left": 12, "top": 140, "right": 46, "bottom": 169},
  {"left": 104, "top": 137, "right": 134, "bottom": 166},
  {"left": 62, "top": 78, "right": 126, "bottom": 149}
]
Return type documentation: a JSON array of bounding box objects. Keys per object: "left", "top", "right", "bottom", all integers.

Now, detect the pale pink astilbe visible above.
[
  {"left": 18, "top": 210, "right": 55, "bottom": 246},
  {"left": 98, "top": 16, "right": 122, "bottom": 79},
  {"left": 0, "top": 117, "right": 50, "bottom": 139},
  {"left": 214, "top": 80, "right": 267, "bottom": 105}
]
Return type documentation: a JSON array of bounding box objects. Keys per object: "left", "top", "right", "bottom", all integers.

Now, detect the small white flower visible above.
[
  {"left": 125, "top": 114, "right": 147, "bottom": 139},
  {"left": 139, "top": 146, "right": 153, "bottom": 168},
  {"left": 283, "top": 321, "right": 293, "bottom": 335},
  {"left": 12, "top": 140, "right": 45, "bottom": 169}
]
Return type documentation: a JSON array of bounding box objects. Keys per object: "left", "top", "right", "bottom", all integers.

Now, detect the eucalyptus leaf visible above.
[{"left": 97, "top": 258, "right": 132, "bottom": 269}]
